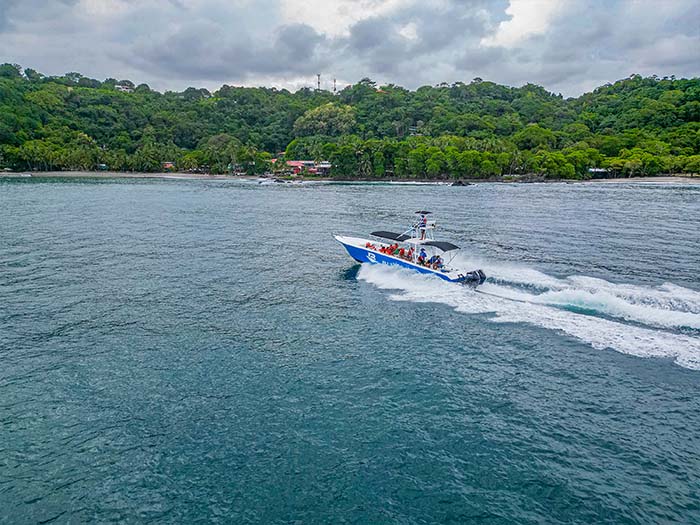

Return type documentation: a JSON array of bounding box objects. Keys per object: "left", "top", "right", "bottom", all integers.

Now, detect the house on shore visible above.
[
  {"left": 271, "top": 159, "right": 332, "bottom": 176},
  {"left": 588, "top": 168, "right": 610, "bottom": 178}
]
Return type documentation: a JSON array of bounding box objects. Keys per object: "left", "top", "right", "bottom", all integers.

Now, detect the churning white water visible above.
[{"left": 358, "top": 261, "right": 700, "bottom": 370}]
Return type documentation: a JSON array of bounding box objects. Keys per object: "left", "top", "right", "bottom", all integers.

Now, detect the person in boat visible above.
[
  {"left": 419, "top": 214, "right": 427, "bottom": 240},
  {"left": 418, "top": 248, "right": 427, "bottom": 265},
  {"left": 407, "top": 247, "right": 414, "bottom": 261},
  {"left": 392, "top": 245, "right": 401, "bottom": 256},
  {"left": 432, "top": 256, "right": 444, "bottom": 270}
]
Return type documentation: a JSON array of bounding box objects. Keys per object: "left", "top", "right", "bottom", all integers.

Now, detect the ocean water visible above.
[{"left": 1, "top": 177, "right": 699, "bottom": 524}]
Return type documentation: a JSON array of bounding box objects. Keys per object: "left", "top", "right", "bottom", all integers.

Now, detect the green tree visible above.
[
  {"left": 372, "top": 150, "right": 385, "bottom": 177},
  {"left": 512, "top": 124, "right": 557, "bottom": 150},
  {"left": 293, "top": 103, "right": 356, "bottom": 137},
  {"left": 0, "top": 63, "right": 21, "bottom": 78},
  {"left": 533, "top": 151, "right": 576, "bottom": 179}
]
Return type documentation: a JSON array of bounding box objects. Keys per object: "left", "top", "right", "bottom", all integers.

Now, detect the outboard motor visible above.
[{"left": 458, "top": 269, "right": 487, "bottom": 286}]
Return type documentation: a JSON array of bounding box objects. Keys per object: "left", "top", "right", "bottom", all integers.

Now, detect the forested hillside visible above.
[{"left": 1, "top": 63, "right": 699, "bottom": 178}]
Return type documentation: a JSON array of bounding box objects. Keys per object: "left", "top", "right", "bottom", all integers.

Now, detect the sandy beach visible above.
[
  {"left": 584, "top": 176, "right": 700, "bottom": 184},
  {"left": 0, "top": 171, "right": 260, "bottom": 180}
]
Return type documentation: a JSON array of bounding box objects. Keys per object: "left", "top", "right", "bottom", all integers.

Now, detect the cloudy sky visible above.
[{"left": 0, "top": 0, "right": 698, "bottom": 96}]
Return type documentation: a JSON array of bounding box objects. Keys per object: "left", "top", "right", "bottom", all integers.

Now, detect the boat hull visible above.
[{"left": 334, "top": 235, "right": 485, "bottom": 285}]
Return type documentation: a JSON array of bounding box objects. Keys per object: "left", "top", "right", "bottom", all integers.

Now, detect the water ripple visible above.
[{"left": 1, "top": 178, "right": 699, "bottom": 524}]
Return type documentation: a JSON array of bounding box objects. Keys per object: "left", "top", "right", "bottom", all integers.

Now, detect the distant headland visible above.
[{"left": 0, "top": 63, "right": 698, "bottom": 180}]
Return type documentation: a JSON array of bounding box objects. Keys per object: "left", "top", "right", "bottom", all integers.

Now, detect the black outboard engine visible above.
[{"left": 458, "top": 269, "right": 487, "bottom": 286}]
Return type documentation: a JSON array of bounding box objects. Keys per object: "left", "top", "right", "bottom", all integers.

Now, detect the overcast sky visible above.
[{"left": 1, "top": 0, "right": 698, "bottom": 96}]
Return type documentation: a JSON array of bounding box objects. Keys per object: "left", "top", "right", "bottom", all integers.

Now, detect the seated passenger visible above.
[{"left": 417, "top": 248, "right": 427, "bottom": 265}]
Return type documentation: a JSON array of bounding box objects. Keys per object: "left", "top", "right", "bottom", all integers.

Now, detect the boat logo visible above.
[{"left": 367, "top": 252, "right": 376, "bottom": 263}]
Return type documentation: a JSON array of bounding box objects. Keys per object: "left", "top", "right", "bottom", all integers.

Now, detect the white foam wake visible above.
[
  {"left": 448, "top": 255, "right": 700, "bottom": 329},
  {"left": 357, "top": 264, "right": 700, "bottom": 370}
]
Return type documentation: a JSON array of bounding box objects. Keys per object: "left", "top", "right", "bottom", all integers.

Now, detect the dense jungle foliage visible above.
[{"left": 1, "top": 63, "right": 699, "bottom": 178}]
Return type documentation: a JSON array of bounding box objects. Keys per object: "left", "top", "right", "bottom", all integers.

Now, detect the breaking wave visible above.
[{"left": 357, "top": 262, "right": 700, "bottom": 370}]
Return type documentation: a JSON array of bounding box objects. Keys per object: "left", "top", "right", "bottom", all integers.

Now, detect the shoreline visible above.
[
  {"left": 0, "top": 171, "right": 258, "bottom": 180},
  {"left": 1, "top": 171, "right": 699, "bottom": 184}
]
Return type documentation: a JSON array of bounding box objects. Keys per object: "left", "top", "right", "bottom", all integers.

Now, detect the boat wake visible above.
[{"left": 357, "top": 260, "right": 700, "bottom": 370}]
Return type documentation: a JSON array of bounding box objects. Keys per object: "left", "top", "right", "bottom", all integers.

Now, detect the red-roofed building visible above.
[{"left": 270, "top": 159, "right": 331, "bottom": 176}]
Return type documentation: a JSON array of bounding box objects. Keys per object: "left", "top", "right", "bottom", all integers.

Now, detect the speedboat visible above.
[{"left": 335, "top": 211, "right": 486, "bottom": 285}]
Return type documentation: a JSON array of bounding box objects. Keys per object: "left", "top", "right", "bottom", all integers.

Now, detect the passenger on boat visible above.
[
  {"left": 432, "top": 256, "right": 444, "bottom": 270},
  {"left": 418, "top": 248, "right": 427, "bottom": 265},
  {"left": 419, "top": 214, "right": 427, "bottom": 240}
]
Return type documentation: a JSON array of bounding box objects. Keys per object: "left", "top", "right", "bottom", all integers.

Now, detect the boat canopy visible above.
[
  {"left": 371, "top": 231, "right": 411, "bottom": 241},
  {"left": 415, "top": 210, "right": 432, "bottom": 215},
  {"left": 423, "top": 240, "right": 460, "bottom": 252},
  {"left": 395, "top": 237, "right": 461, "bottom": 252}
]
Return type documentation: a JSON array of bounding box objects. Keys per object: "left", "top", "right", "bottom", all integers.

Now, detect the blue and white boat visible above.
[{"left": 335, "top": 211, "right": 486, "bottom": 285}]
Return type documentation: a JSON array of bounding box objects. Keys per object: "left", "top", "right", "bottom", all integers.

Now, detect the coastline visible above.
[
  {"left": 1, "top": 171, "right": 699, "bottom": 184},
  {"left": 580, "top": 176, "right": 700, "bottom": 184},
  {"left": 0, "top": 171, "right": 258, "bottom": 180}
]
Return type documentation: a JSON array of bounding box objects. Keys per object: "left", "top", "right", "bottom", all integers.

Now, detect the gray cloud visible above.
[
  {"left": 0, "top": 0, "right": 697, "bottom": 96},
  {"left": 0, "top": 0, "right": 77, "bottom": 32},
  {"left": 457, "top": 46, "right": 505, "bottom": 71},
  {"left": 336, "top": 0, "right": 509, "bottom": 84},
  {"left": 409, "top": 1, "right": 506, "bottom": 53},
  {"left": 446, "top": 0, "right": 700, "bottom": 95},
  {"left": 128, "top": 19, "right": 328, "bottom": 80}
]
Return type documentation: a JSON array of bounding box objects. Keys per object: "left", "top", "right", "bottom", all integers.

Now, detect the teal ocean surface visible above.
[{"left": 1, "top": 177, "right": 699, "bottom": 524}]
